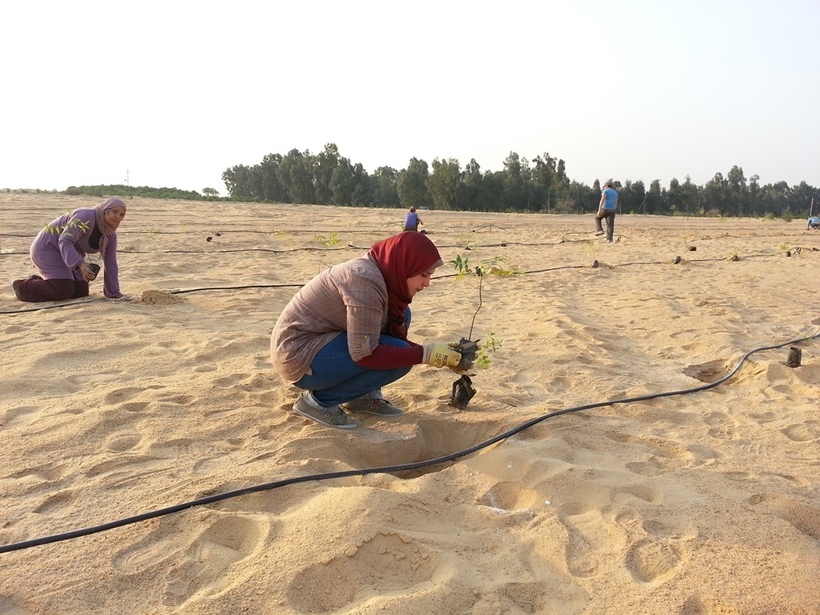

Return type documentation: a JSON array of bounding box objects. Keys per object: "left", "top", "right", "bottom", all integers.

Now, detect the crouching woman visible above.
[{"left": 271, "top": 231, "right": 469, "bottom": 429}]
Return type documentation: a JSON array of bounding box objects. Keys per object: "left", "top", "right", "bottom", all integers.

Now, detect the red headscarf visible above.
[{"left": 370, "top": 232, "right": 443, "bottom": 339}]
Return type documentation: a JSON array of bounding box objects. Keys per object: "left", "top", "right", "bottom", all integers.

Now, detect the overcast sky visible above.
[{"left": 2, "top": 0, "right": 819, "bottom": 195}]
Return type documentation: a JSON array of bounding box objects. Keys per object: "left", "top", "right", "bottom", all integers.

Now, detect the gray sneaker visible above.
[
  {"left": 293, "top": 393, "right": 358, "bottom": 429},
  {"left": 341, "top": 397, "right": 404, "bottom": 416}
]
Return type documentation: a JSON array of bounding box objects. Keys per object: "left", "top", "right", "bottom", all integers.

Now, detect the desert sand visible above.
[{"left": 1, "top": 192, "right": 818, "bottom": 615}]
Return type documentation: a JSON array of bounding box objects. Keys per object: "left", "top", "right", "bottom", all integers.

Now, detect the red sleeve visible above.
[{"left": 356, "top": 343, "right": 423, "bottom": 370}]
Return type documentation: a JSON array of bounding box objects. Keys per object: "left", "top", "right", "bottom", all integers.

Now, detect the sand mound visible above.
[{"left": 139, "top": 289, "right": 185, "bottom": 305}]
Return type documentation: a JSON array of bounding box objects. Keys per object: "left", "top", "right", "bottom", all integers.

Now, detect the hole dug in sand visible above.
[
  {"left": 683, "top": 359, "right": 731, "bottom": 383},
  {"left": 352, "top": 416, "right": 507, "bottom": 478}
]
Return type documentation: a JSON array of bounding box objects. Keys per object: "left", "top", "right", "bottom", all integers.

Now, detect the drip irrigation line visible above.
[
  {"left": 471, "top": 225, "right": 509, "bottom": 232},
  {"left": 132, "top": 247, "right": 349, "bottom": 254},
  {"left": 1, "top": 331, "right": 816, "bottom": 555},
  {"left": 0, "top": 228, "right": 395, "bottom": 238},
  {"left": 170, "top": 283, "right": 303, "bottom": 294},
  {"left": 0, "top": 285, "right": 301, "bottom": 313},
  {"left": 1, "top": 247, "right": 351, "bottom": 256},
  {"left": 0, "top": 298, "right": 102, "bottom": 314},
  {"left": 0, "top": 250, "right": 812, "bottom": 314},
  {"left": 2, "top": 242, "right": 811, "bottom": 258}
]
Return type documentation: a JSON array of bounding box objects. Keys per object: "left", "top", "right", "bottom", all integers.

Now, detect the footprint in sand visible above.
[
  {"left": 624, "top": 461, "right": 667, "bottom": 477},
  {"left": 103, "top": 386, "right": 161, "bottom": 406},
  {"left": 3, "top": 405, "right": 39, "bottom": 427},
  {"left": 624, "top": 518, "right": 696, "bottom": 584},
  {"left": 625, "top": 538, "right": 685, "bottom": 584},
  {"left": 557, "top": 503, "right": 624, "bottom": 578},
  {"left": 84, "top": 454, "right": 162, "bottom": 479},
  {"left": 33, "top": 491, "right": 76, "bottom": 514},
  {"left": 511, "top": 369, "right": 541, "bottom": 386},
  {"left": 499, "top": 581, "right": 553, "bottom": 614},
  {"left": 619, "top": 432, "right": 711, "bottom": 474},
  {"left": 286, "top": 532, "right": 442, "bottom": 613},
  {"left": 680, "top": 595, "right": 741, "bottom": 615},
  {"left": 703, "top": 410, "right": 738, "bottom": 441},
  {"left": 212, "top": 373, "right": 247, "bottom": 388},
  {"left": 748, "top": 492, "right": 820, "bottom": 540},
  {"left": 105, "top": 433, "right": 142, "bottom": 452},
  {"left": 780, "top": 421, "right": 819, "bottom": 442},
  {"left": 747, "top": 410, "right": 777, "bottom": 424},
  {"left": 161, "top": 515, "right": 268, "bottom": 606},
  {"left": 10, "top": 463, "right": 69, "bottom": 484},
  {"left": 115, "top": 513, "right": 268, "bottom": 606}
]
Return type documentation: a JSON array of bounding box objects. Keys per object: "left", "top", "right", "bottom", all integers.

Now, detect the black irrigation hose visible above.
[
  {"left": 0, "top": 297, "right": 103, "bottom": 314},
  {"left": 1, "top": 331, "right": 816, "bottom": 555}
]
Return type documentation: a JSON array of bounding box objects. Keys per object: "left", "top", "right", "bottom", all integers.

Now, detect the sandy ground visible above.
[{"left": 1, "top": 192, "right": 818, "bottom": 615}]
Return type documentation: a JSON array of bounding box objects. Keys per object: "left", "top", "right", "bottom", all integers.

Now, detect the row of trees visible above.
[
  {"left": 222, "top": 144, "right": 819, "bottom": 218},
  {"left": 65, "top": 184, "right": 203, "bottom": 200}
]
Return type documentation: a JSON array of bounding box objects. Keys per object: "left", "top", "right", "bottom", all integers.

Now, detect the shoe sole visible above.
[
  {"left": 343, "top": 406, "right": 404, "bottom": 417},
  {"left": 340, "top": 400, "right": 404, "bottom": 417}
]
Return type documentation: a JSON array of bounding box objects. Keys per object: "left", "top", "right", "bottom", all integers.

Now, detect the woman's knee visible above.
[
  {"left": 385, "top": 365, "right": 413, "bottom": 384},
  {"left": 71, "top": 281, "right": 90, "bottom": 298},
  {"left": 48, "top": 279, "right": 77, "bottom": 300}
]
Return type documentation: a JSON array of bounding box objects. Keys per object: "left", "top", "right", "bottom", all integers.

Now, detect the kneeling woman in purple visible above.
[{"left": 12, "top": 197, "right": 129, "bottom": 302}]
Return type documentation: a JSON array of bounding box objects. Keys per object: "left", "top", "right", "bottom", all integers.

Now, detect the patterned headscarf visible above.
[{"left": 369, "top": 232, "right": 443, "bottom": 339}]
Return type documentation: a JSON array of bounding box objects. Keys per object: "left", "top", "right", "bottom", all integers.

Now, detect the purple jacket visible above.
[{"left": 30, "top": 208, "right": 121, "bottom": 298}]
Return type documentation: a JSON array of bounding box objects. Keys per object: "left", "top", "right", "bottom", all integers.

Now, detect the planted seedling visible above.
[
  {"left": 313, "top": 232, "right": 340, "bottom": 247},
  {"left": 43, "top": 212, "right": 89, "bottom": 236},
  {"left": 447, "top": 254, "right": 516, "bottom": 409},
  {"left": 475, "top": 331, "right": 504, "bottom": 369}
]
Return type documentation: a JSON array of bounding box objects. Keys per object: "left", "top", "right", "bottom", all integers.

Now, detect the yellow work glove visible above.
[{"left": 422, "top": 342, "right": 462, "bottom": 369}]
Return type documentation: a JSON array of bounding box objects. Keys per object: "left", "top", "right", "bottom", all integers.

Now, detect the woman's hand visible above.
[
  {"left": 422, "top": 342, "right": 462, "bottom": 369},
  {"left": 78, "top": 263, "right": 97, "bottom": 281}
]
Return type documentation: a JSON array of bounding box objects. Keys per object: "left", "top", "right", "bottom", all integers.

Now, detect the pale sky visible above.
[{"left": 2, "top": 0, "right": 819, "bottom": 195}]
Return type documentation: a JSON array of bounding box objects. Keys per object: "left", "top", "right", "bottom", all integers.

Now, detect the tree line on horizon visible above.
[
  {"left": 63, "top": 184, "right": 203, "bottom": 200},
  {"left": 221, "top": 143, "right": 820, "bottom": 219}
]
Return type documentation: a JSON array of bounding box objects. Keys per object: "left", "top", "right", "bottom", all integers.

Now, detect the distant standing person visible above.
[
  {"left": 403, "top": 207, "right": 423, "bottom": 232},
  {"left": 595, "top": 180, "right": 618, "bottom": 242},
  {"left": 11, "top": 197, "right": 130, "bottom": 302}
]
